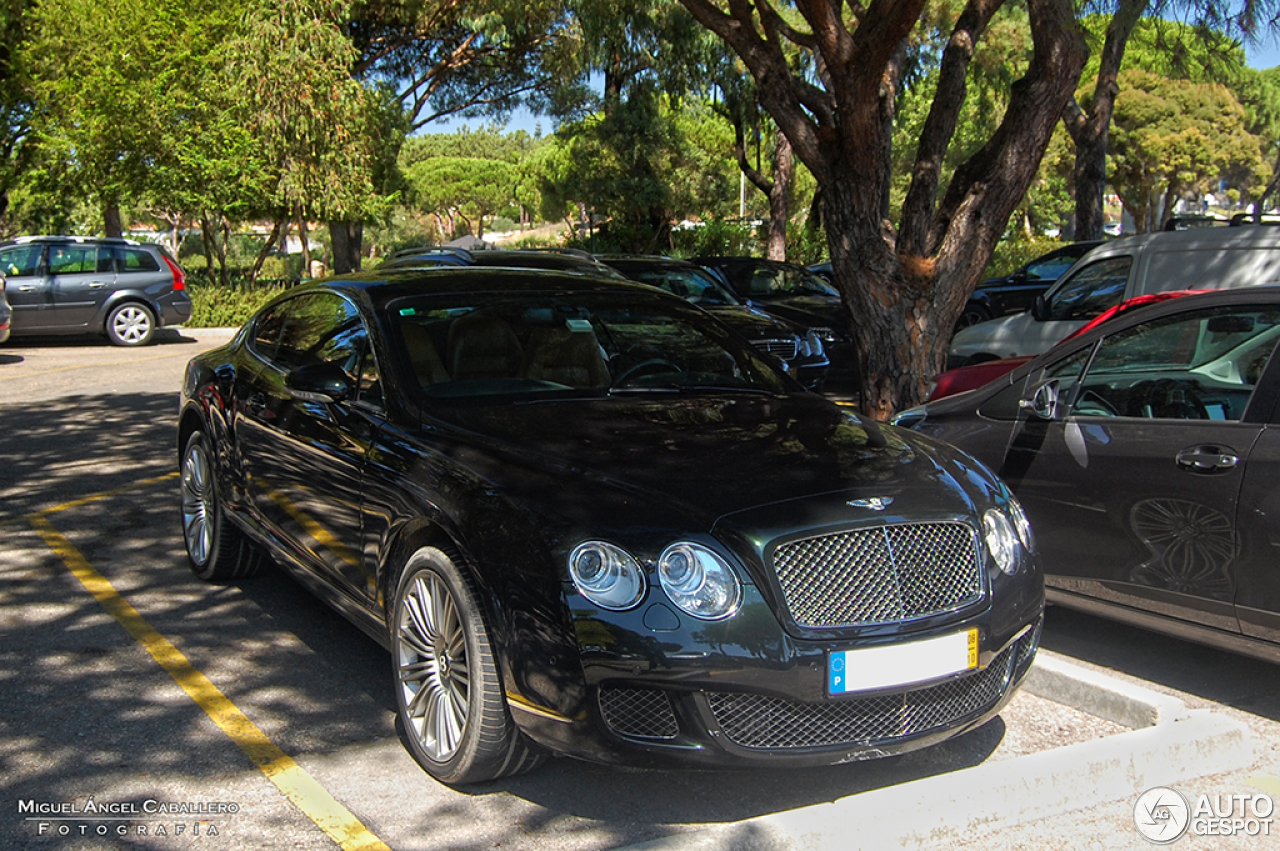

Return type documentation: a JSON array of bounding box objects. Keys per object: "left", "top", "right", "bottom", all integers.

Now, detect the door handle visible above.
[
  {"left": 1175, "top": 445, "right": 1239, "bottom": 474},
  {"left": 89, "top": 281, "right": 108, "bottom": 289},
  {"left": 17, "top": 284, "right": 35, "bottom": 292}
]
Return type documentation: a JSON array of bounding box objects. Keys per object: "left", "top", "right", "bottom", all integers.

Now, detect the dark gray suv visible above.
[{"left": 0, "top": 236, "right": 192, "bottom": 346}]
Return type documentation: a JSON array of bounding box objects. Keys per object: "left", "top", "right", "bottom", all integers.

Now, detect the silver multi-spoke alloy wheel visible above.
[
  {"left": 178, "top": 430, "right": 260, "bottom": 582},
  {"left": 391, "top": 547, "right": 541, "bottom": 784},
  {"left": 106, "top": 302, "right": 155, "bottom": 346},
  {"left": 398, "top": 569, "right": 470, "bottom": 761},
  {"left": 181, "top": 438, "right": 215, "bottom": 568}
]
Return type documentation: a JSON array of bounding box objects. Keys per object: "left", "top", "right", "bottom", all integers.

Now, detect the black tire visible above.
[
  {"left": 955, "top": 303, "right": 992, "bottom": 330},
  {"left": 180, "top": 431, "right": 262, "bottom": 582},
  {"left": 392, "top": 546, "right": 543, "bottom": 785},
  {"left": 105, "top": 301, "right": 156, "bottom": 346}
]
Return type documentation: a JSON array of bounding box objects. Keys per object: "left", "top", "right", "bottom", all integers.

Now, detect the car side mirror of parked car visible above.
[
  {"left": 1031, "top": 294, "right": 1050, "bottom": 322},
  {"left": 286, "top": 362, "right": 351, "bottom": 404},
  {"left": 1018, "top": 380, "right": 1060, "bottom": 420}
]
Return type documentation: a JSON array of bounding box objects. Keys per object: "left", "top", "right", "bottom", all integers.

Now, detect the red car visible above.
[{"left": 928, "top": 291, "right": 1206, "bottom": 401}]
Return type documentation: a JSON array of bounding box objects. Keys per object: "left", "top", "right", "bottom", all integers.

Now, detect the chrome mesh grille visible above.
[
  {"left": 707, "top": 643, "right": 1017, "bottom": 750},
  {"left": 772, "top": 523, "right": 983, "bottom": 628},
  {"left": 599, "top": 687, "right": 679, "bottom": 740},
  {"left": 755, "top": 337, "right": 800, "bottom": 360}
]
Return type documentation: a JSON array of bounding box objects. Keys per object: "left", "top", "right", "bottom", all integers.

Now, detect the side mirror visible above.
[
  {"left": 1019, "top": 380, "right": 1061, "bottom": 420},
  {"left": 286, "top": 362, "right": 351, "bottom": 404},
  {"left": 1031, "top": 294, "right": 1050, "bottom": 322}
]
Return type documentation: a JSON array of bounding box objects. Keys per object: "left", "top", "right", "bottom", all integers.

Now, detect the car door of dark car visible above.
[
  {"left": 1229, "top": 349, "right": 1280, "bottom": 645},
  {"left": 998, "top": 305, "right": 1280, "bottom": 632},
  {"left": 236, "top": 292, "right": 382, "bottom": 603}
]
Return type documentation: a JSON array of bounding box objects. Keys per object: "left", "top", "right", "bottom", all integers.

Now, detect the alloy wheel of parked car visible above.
[
  {"left": 106, "top": 302, "right": 156, "bottom": 346},
  {"left": 180, "top": 431, "right": 261, "bottom": 582},
  {"left": 392, "top": 546, "right": 542, "bottom": 785}
]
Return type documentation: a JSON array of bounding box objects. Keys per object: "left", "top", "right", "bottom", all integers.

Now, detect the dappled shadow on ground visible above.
[
  {"left": 0, "top": 393, "right": 177, "bottom": 521},
  {"left": 1042, "top": 605, "right": 1280, "bottom": 724}
]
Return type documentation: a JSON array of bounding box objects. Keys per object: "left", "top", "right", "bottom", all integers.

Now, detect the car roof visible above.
[{"left": 295, "top": 266, "right": 676, "bottom": 313}]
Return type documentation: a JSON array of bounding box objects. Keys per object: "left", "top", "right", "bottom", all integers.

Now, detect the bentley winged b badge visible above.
[{"left": 847, "top": 497, "right": 894, "bottom": 511}]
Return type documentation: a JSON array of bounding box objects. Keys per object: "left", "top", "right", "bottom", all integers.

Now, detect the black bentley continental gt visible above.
[{"left": 178, "top": 267, "right": 1043, "bottom": 785}]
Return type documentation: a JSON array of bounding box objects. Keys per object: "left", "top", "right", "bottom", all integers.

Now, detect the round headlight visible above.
[
  {"left": 658, "top": 543, "right": 742, "bottom": 620},
  {"left": 1008, "top": 497, "right": 1034, "bottom": 551},
  {"left": 569, "top": 542, "right": 646, "bottom": 610},
  {"left": 983, "top": 509, "right": 1020, "bottom": 576}
]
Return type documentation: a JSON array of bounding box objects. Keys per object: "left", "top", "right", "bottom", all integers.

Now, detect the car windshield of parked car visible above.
[
  {"left": 1046, "top": 256, "right": 1132, "bottom": 320},
  {"left": 1066, "top": 304, "right": 1280, "bottom": 420},
  {"left": 611, "top": 265, "right": 740, "bottom": 306},
  {"left": 391, "top": 293, "right": 794, "bottom": 400},
  {"left": 743, "top": 265, "right": 839, "bottom": 298}
]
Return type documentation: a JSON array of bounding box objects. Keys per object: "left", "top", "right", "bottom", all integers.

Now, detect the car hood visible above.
[
  {"left": 427, "top": 393, "right": 992, "bottom": 531},
  {"left": 745, "top": 296, "right": 849, "bottom": 335},
  {"left": 703, "top": 305, "right": 801, "bottom": 338}
]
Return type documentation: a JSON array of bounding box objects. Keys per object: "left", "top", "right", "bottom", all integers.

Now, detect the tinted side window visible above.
[
  {"left": 48, "top": 245, "right": 108, "bottom": 275},
  {"left": 115, "top": 248, "right": 161, "bottom": 273},
  {"left": 0, "top": 245, "right": 41, "bottom": 277},
  {"left": 1069, "top": 306, "right": 1280, "bottom": 421},
  {"left": 1047, "top": 257, "right": 1132, "bottom": 320}
]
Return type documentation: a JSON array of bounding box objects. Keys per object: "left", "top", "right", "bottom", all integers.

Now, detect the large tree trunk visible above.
[
  {"left": 765, "top": 135, "right": 792, "bottom": 260},
  {"left": 329, "top": 220, "right": 364, "bottom": 274},
  {"left": 104, "top": 203, "right": 123, "bottom": 239},
  {"left": 1062, "top": 0, "right": 1148, "bottom": 241}
]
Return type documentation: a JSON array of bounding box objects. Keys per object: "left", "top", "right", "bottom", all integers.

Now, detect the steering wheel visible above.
[
  {"left": 614, "top": 358, "right": 681, "bottom": 386},
  {"left": 1130, "top": 379, "right": 1209, "bottom": 420},
  {"left": 1072, "top": 389, "right": 1120, "bottom": 417}
]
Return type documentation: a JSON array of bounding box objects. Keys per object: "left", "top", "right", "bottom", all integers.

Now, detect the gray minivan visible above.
[
  {"left": 948, "top": 226, "right": 1280, "bottom": 368},
  {"left": 0, "top": 235, "right": 192, "bottom": 346}
]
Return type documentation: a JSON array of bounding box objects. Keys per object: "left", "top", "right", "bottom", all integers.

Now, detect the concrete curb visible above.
[
  {"left": 612, "top": 654, "right": 1253, "bottom": 851},
  {"left": 1023, "top": 649, "right": 1190, "bottom": 728}
]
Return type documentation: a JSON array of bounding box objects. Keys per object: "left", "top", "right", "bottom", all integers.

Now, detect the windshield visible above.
[
  {"left": 609, "top": 264, "right": 740, "bottom": 306},
  {"left": 390, "top": 292, "right": 795, "bottom": 401},
  {"left": 738, "top": 263, "right": 839, "bottom": 298}
]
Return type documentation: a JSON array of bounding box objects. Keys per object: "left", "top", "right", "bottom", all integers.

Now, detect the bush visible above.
[
  {"left": 982, "top": 236, "right": 1069, "bottom": 280},
  {"left": 669, "top": 220, "right": 759, "bottom": 258},
  {"left": 186, "top": 278, "right": 294, "bottom": 328}
]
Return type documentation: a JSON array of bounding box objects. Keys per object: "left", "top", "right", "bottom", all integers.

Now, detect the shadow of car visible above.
[
  {"left": 898, "top": 287, "right": 1280, "bottom": 663},
  {"left": 179, "top": 266, "right": 1043, "bottom": 786}
]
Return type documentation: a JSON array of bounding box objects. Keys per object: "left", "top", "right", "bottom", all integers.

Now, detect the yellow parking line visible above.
[
  {"left": 0, "top": 350, "right": 196, "bottom": 381},
  {"left": 27, "top": 513, "right": 392, "bottom": 851},
  {"left": 0, "top": 472, "right": 181, "bottom": 529}
]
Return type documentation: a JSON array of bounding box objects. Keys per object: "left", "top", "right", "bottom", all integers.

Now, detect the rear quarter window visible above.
[
  {"left": 1142, "top": 247, "right": 1280, "bottom": 294},
  {"left": 116, "top": 248, "right": 161, "bottom": 273}
]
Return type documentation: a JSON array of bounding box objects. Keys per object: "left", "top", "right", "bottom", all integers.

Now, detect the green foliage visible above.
[
  {"left": 981, "top": 236, "right": 1070, "bottom": 281},
  {"left": 405, "top": 156, "right": 519, "bottom": 235},
  {"left": 1109, "top": 68, "right": 1268, "bottom": 230},
  {"left": 668, "top": 220, "right": 757, "bottom": 257},
  {"left": 186, "top": 278, "right": 293, "bottom": 328}
]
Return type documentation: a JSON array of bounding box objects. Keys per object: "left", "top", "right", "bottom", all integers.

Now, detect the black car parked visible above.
[
  {"left": 695, "top": 256, "right": 859, "bottom": 395},
  {"left": 598, "top": 254, "right": 829, "bottom": 389},
  {"left": 1, "top": 236, "right": 191, "bottom": 346},
  {"left": 965, "top": 241, "right": 1104, "bottom": 327},
  {"left": 897, "top": 287, "right": 1280, "bottom": 663},
  {"left": 179, "top": 267, "right": 1043, "bottom": 785}
]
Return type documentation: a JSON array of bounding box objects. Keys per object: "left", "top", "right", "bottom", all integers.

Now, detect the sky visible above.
[{"left": 430, "top": 32, "right": 1280, "bottom": 138}]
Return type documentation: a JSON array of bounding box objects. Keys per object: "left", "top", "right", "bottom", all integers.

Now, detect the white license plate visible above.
[{"left": 828, "top": 629, "right": 978, "bottom": 694}]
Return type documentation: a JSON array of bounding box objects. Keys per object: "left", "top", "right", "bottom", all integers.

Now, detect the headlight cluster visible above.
[
  {"left": 800, "top": 331, "right": 826, "bottom": 358},
  {"left": 568, "top": 540, "right": 742, "bottom": 620},
  {"left": 982, "top": 496, "right": 1035, "bottom": 576}
]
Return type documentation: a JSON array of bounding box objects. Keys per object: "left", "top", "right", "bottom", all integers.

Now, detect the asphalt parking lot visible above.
[{"left": 4, "top": 328, "right": 1280, "bottom": 850}]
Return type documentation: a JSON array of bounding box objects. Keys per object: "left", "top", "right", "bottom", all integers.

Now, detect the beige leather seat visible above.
[
  {"left": 447, "top": 314, "right": 523, "bottom": 381},
  {"left": 522, "top": 326, "right": 610, "bottom": 388}
]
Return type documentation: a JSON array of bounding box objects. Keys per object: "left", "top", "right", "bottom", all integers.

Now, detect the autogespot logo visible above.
[{"left": 1134, "top": 787, "right": 1191, "bottom": 844}]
